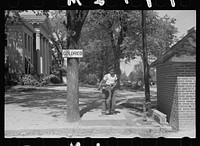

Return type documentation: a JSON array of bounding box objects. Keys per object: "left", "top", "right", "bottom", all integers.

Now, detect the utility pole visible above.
[
  {"left": 142, "top": 10, "right": 151, "bottom": 121},
  {"left": 142, "top": 10, "right": 150, "bottom": 102}
]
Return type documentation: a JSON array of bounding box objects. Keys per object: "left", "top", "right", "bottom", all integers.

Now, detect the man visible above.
[{"left": 98, "top": 67, "right": 117, "bottom": 115}]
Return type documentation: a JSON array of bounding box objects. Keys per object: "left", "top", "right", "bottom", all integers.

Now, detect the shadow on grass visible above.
[
  {"left": 6, "top": 87, "right": 38, "bottom": 92},
  {"left": 117, "top": 94, "right": 157, "bottom": 115},
  {"left": 5, "top": 86, "right": 157, "bottom": 118}
]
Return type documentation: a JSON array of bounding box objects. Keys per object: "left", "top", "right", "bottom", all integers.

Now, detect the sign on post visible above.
[{"left": 63, "top": 49, "right": 83, "bottom": 58}]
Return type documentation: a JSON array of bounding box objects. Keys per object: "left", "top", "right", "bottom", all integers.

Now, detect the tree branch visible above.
[
  {"left": 55, "top": 31, "right": 64, "bottom": 50},
  {"left": 50, "top": 37, "right": 62, "bottom": 56}
]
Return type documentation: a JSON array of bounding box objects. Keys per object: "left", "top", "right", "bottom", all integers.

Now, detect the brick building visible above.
[
  {"left": 150, "top": 28, "right": 196, "bottom": 130},
  {"left": 5, "top": 14, "right": 52, "bottom": 76}
]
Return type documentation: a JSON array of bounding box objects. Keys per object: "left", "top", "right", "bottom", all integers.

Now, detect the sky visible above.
[{"left": 121, "top": 10, "right": 196, "bottom": 76}]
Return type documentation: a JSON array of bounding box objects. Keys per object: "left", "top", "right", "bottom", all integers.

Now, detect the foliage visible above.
[
  {"left": 21, "top": 74, "right": 40, "bottom": 86},
  {"left": 85, "top": 10, "right": 131, "bottom": 88},
  {"left": 82, "top": 10, "right": 177, "bottom": 90},
  {"left": 5, "top": 10, "right": 48, "bottom": 31},
  {"left": 5, "top": 72, "right": 22, "bottom": 87},
  {"left": 79, "top": 40, "right": 113, "bottom": 81},
  {"left": 48, "top": 74, "right": 61, "bottom": 84},
  {"left": 19, "top": 74, "right": 61, "bottom": 86},
  {"left": 80, "top": 11, "right": 115, "bottom": 81},
  {"left": 36, "top": 74, "right": 61, "bottom": 85},
  {"left": 120, "top": 71, "right": 129, "bottom": 83},
  {"left": 81, "top": 10, "right": 130, "bottom": 81},
  {"left": 84, "top": 73, "right": 99, "bottom": 85},
  {"left": 48, "top": 11, "right": 68, "bottom": 81},
  {"left": 128, "top": 71, "right": 136, "bottom": 83},
  {"left": 133, "top": 61, "right": 144, "bottom": 85},
  {"left": 128, "top": 61, "right": 154, "bottom": 86},
  {"left": 78, "top": 62, "right": 88, "bottom": 83},
  {"left": 121, "top": 11, "right": 178, "bottom": 61},
  {"left": 51, "top": 64, "right": 67, "bottom": 77},
  {"left": 5, "top": 10, "right": 26, "bottom": 30}
]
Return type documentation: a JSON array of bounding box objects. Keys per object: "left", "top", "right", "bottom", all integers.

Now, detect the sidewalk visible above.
[{"left": 4, "top": 85, "right": 195, "bottom": 138}]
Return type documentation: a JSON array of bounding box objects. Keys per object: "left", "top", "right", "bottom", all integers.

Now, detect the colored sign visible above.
[{"left": 63, "top": 49, "right": 83, "bottom": 58}]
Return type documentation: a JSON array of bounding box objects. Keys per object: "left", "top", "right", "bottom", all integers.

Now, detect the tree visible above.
[
  {"left": 5, "top": 10, "right": 49, "bottom": 31},
  {"left": 5, "top": 10, "right": 24, "bottom": 30},
  {"left": 79, "top": 38, "right": 114, "bottom": 82},
  {"left": 79, "top": 11, "right": 114, "bottom": 81},
  {"left": 63, "top": 10, "right": 89, "bottom": 122},
  {"left": 120, "top": 71, "right": 129, "bottom": 83},
  {"left": 121, "top": 11, "right": 178, "bottom": 61},
  {"left": 49, "top": 10, "right": 68, "bottom": 82},
  {"left": 85, "top": 10, "right": 131, "bottom": 89},
  {"left": 129, "top": 61, "right": 152, "bottom": 87},
  {"left": 82, "top": 10, "right": 178, "bottom": 90},
  {"left": 134, "top": 61, "right": 144, "bottom": 85},
  {"left": 128, "top": 71, "right": 136, "bottom": 83}
]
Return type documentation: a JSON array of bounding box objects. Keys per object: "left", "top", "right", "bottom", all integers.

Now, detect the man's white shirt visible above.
[{"left": 103, "top": 73, "right": 117, "bottom": 85}]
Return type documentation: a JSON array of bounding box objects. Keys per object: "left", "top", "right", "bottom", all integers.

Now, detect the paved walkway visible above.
[{"left": 4, "top": 85, "right": 195, "bottom": 138}]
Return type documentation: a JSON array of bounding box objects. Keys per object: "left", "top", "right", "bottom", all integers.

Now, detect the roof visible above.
[
  {"left": 150, "top": 27, "right": 196, "bottom": 67},
  {"left": 6, "top": 17, "right": 36, "bottom": 33},
  {"left": 20, "top": 15, "right": 46, "bottom": 23},
  {"left": 21, "top": 14, "right": 52, "bottom": 36}
]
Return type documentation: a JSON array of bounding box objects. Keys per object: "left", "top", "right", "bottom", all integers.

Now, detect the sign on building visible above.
[{"left": 63, "top": 49, "right": 83, "bottom": 58}]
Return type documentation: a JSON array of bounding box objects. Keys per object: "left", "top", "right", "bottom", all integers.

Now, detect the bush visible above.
[
  {"left": 39, "top": 75, "right": 51, "bottom": 86},
  {"left": 21, "top": 74, "right": 40, "bottom": 86},
  {"left": 48, "top": 74, "right": 61, "bottom": 84},
  {"left": 21, "top": 74, "right": 61, "bottom": 86},
  {"left": 5, "top": 72, "right": 21, "bottom": 87},
  {"left": 85, "top": 74, "right": 98, "bottom": 85}
]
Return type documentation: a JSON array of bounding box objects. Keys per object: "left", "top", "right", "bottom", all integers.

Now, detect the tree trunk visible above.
[
  {"left": 65, "top": 37, "right": 80, "bottom": 122},
  {"left": 64, "top": 10, "right": 89, "bottom": 122},
  {"left": 109, "top": 17, "right": 127, "bottom": 90},
  {"left": 66, "top": 58, "right": 80, "bottom": 122},
  {"left": 59, "top": 69, "right": 63, "bottom": 83},
  {"left": 113, "top": 47, "right": 121, "bottom": 89},
  {"left": 102, "top": 46, "right": 109, "bottom": 79},
  {"left": 105, "top": 46, "right": 109, "bottom": 74},
  {"left": 100, "top": 47, "right": 105, "bottom": 81}
]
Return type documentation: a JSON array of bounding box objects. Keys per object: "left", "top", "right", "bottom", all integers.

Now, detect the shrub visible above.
[
  {"left": 21, "top": 74, "right": 61, "bottom": 86},
  {"left": 85, "top": 74, "right": 98, "bottom": 85},
  {"left": 21, "top": 74, "right": 40, "bottom": 86},
  {"left": 41, "top": 74, "right": 61, "bottom": 84},
  {"left": 49, "top": 74, "right": 61, "bottom": 84},
  {"left": 5, "top": 72, "right": 21, "bottom": 87},
  {"left": 39, "top": 76, "right": 50, "bottom": 86}
]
